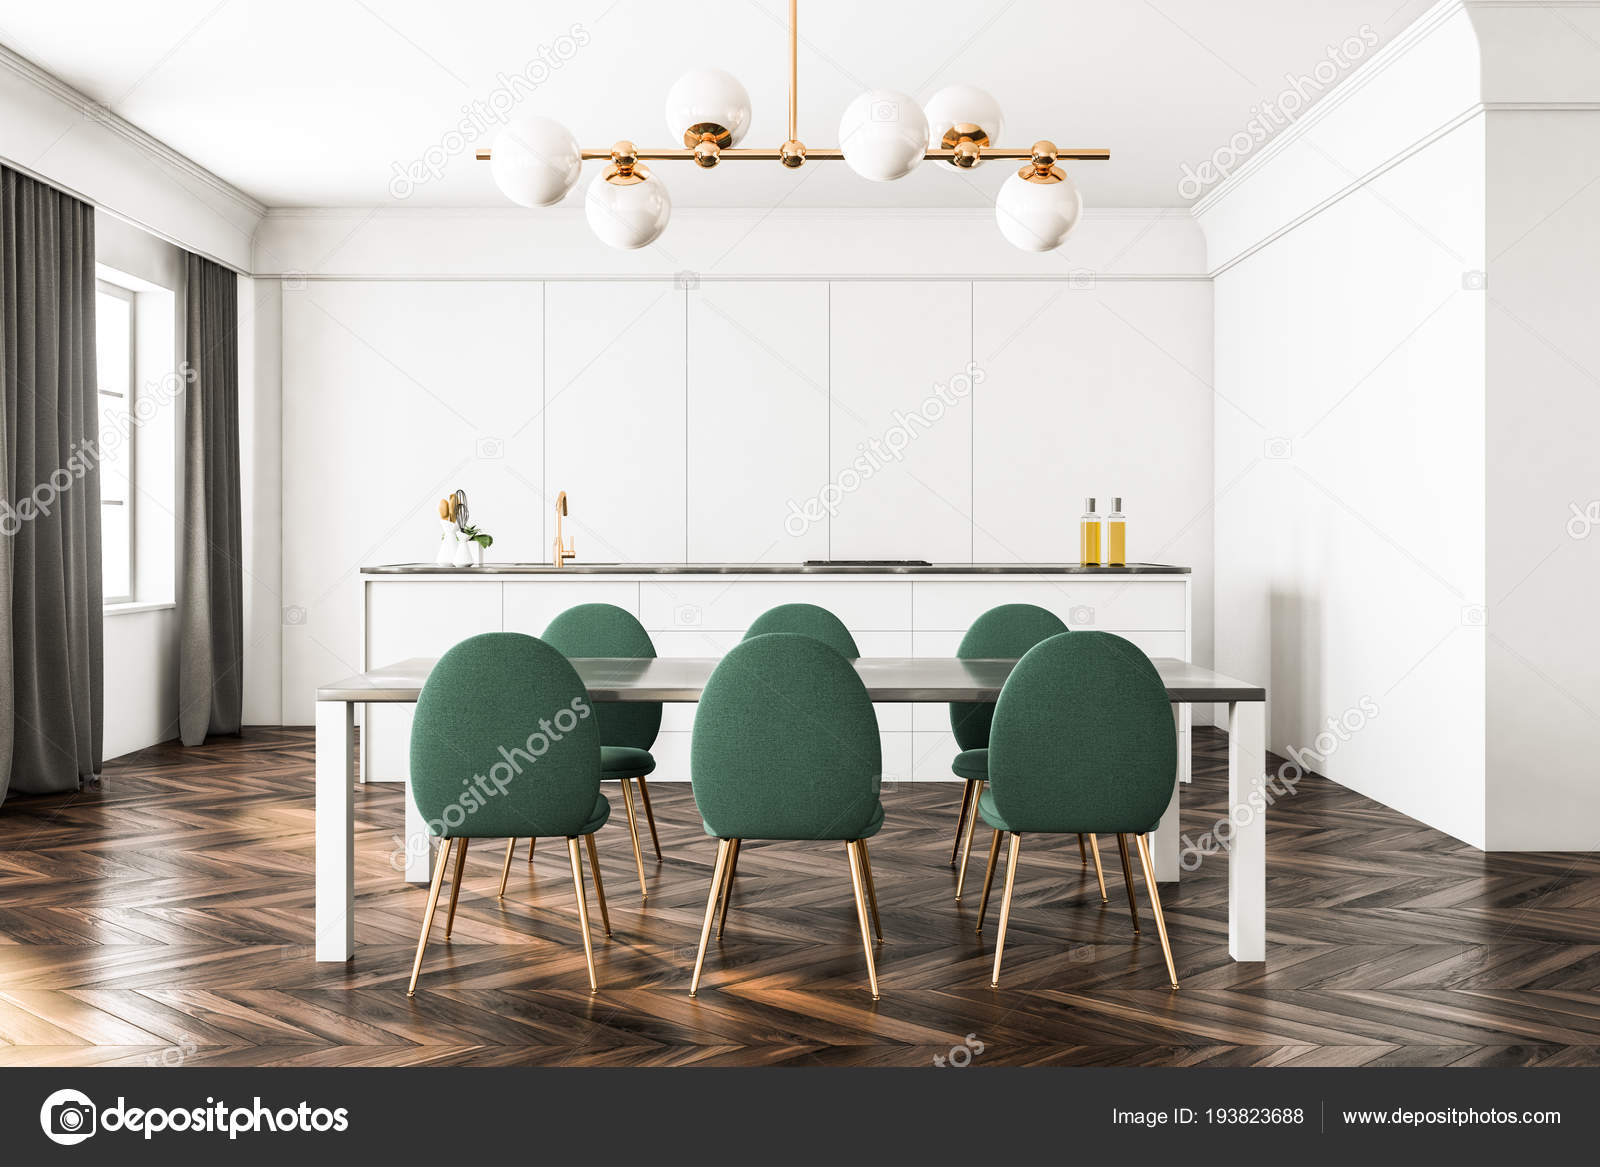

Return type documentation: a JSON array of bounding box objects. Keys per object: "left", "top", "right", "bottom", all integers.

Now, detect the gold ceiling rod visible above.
[{"left": 474, "top": 0, "right": 1109, "bottom": 171}]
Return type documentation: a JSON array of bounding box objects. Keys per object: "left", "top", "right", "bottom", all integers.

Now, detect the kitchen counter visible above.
[
  {"left": 363, "top": 561, "right": 1190, "bottom": 575},
  {"left": 358, "top": 561, "right": 1195, "bottom": 789}
]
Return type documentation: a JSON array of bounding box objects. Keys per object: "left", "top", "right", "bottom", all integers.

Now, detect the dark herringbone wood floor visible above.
[{"left": 1, "top": 726, "right": 1598, "bottom": 1067}]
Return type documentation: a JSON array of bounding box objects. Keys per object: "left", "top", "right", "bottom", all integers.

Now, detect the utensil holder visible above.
[{"left": 435, "top": 519, "right": 457, "bottom": 565}]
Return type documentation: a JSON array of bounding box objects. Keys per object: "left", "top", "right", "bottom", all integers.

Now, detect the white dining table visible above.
[{"left": 314, "top": 655, "right": 1268, "bottom": 964}]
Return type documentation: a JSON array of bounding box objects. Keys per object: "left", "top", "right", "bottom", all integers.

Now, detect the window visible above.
[{"left": 95, "top": 282, "right": 135, "bottom": 603}]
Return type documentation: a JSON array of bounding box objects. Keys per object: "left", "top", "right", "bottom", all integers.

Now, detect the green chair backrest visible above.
[
  {"left": 692, "top": 633, "right": 882, "bottom": 840},
  {"left": 542, "top": 603, "right": 662, "bottom": 751},
  {"left": 410, "top": 633, "right": 601, "bottom": 838},
  {"left": 950, "top": 603, "right": 1070, "bottom": 751},
  {"left": 988, "top": 631, "right": 1176, "bottom": 835},
  {"left": 743, "top": 602, "right": 860, "bottom": 658}
]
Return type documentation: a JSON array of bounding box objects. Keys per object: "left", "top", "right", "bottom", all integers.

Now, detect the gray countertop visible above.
[{"left": 363, "top": 561, "right": 1190, "bottom": 576}]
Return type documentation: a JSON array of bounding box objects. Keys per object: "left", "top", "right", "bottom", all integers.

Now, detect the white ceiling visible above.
[{"left": 0, "top": 0, "right": 1438, "bottom": 209}]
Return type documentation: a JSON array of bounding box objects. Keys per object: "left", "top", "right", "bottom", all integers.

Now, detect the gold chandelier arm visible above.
[
  {"left": 788, "top": 0, "right": 798, "bottom": 144},
  {"left": 475, "top": 146, "right": 1109, "bottom": 162}
]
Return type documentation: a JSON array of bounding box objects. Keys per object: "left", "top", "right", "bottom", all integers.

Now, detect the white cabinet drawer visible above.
[
  {"left": 639, "top": 579, "right": 911, "bottom": 633},
  {"left": 502, "top": 581, "right": 640, "bottom": 637},
  {"left": 911, "top": 579, "right": 1187, "bottom": 632}
]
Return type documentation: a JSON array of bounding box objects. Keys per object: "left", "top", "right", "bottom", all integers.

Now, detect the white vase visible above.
[
  {"left": 468, "top": 539, "right": 485, "bottom": 567},
  {"left": 451, "top": 533, "right": 474, "bottom": 568},
  {"left": 435, "top": 520, "right": 457, "bottom": 565}
]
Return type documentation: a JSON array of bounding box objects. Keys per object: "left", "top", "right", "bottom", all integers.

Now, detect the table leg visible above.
[
  {"left": 1146, "top": 703, "right": 1185, "bottom": 883},
  {"left": 315, "top": 700, "right": 355, "bottom": 962},
  {"left": 1229, "top": 700, "right": 1267, "bottom": 961},
  {"left": 1148, "top": 783, "right": 1181, "bottom": 884},
  {"left": 403, "top": 771, "right": 432, "bottom": 885}
]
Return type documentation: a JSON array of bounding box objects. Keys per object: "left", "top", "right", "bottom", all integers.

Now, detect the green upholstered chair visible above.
[
  {"left": 688, "top": 633, "right": 887, "bottom": 999},
  {"left": 743, "top": 602, "right": 860, "bottom": 658},
  {"left": 408, "top": 632, "right": 611, "bottom": 995},
  {"left": 509, "top": 603, "right": 664, "bottom": 901},
  {"left": 974, "top": 631, "right": 1180, "bottom": 989},
  {"left": 949, "top": 605, "right": 1105, "bottom": 904}
]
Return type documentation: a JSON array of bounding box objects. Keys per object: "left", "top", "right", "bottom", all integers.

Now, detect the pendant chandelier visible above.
[{"left": 478, "top": 0, "right": 1108, "bottom": 252}]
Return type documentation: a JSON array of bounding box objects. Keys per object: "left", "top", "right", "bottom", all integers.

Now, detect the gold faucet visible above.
[{"left": 552, "top": 491, "right": 575, "bottom": 567}]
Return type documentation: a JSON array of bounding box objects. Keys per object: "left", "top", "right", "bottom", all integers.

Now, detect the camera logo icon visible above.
[
  {"left": 283, "top": 605, "right": 308, "bottom": 626},
  {"left": 476, "top": 436, "right": 504, "bottom": 460},
  {"left": 1068, "top": 604, "right": 1095, "bottom": 626},
  {"left": 674, "top": 604, "right": 702, "bottom": 627},
  {"left": 1461, "top": 269, "right": 1487, "bottom": 291},
  {"left": 869, "top": 99, "right": 899, "bottom": 122},
  {"left": 1263, "top": 437, "right": 1293, "bottom": 461},
  {"left": 40, "top": 1088, "right": 97, "bottom": 1145}
]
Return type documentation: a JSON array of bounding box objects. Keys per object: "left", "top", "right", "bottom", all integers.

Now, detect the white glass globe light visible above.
[
  {"left": 585, "top": 169, "right": 672, "bottom": 250},
  {"left": 489, "top": 114, "right": 582, "bottom": 207},
  {"left": 838, "top": 89, "right": 928, "bottom": 181},
  {"left": 995, "top": 167, "right": 1083, "bottom": 252},
  {"left": 664, "top": 68, "right": 752, "bottom": 147},
  {"left": 924, "top": 84, "right": 1004, "bottom": 165}
]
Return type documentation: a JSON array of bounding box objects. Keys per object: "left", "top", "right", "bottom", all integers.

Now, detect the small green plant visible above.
[{"left": 461, "top": 525, "right": 494, "bottom": 550}]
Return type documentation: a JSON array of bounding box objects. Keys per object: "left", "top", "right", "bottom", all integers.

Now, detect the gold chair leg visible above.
[
  {"left": 498, "top": 837, "right": 516, "bottom": 900},
  {"left": 954, "top": 779, "right": 984, "bottom": 901},
  {"left": 407, "top": 838, "right": 454, "bottom": 997},
  {"left": 1135, "top": 834, "right": 1179, "bottom": 989},
  {"left": 527, "top": 836, "right": 536, "bottom": 864},
  {"left": 1078, "top": 833, "right": 1087, "bottom": 867},
  {"left": 443, "top": 837, "right": 469, "bottom": 938},
  {"left": 619, "top": 778, "right": 649, "bottom": 899},
  {"left": 584, "top": 832, "right": 611, "bottom": 936},
  {"left": 566, "top": 837, "right": 598, "bottom": 993},
  {"left": 690, "top": 839, "right": 733, "bottom": 997},
  {"left": 1115, "top": 833, "right": 1140, "bottom": 934},
  {"left": 715, "top": 838, "right": 741, "bottom": 938},
  {"left": 990, "top": 833, "right": 1022, "bottom": 987},
  {"left": 975, "top": 828, "right": 1003, "bottom": 933},
  {"left": 845, "top": 841, "right": 881, "bottom": 1000},
  {"left": 635, "top": 774, "right": 662, "bottom": 861},
  {"left": 859, "top": 838, "right": 883, "bottom": 942},
  {"left": 950, "top": 779, "right": 975, "bottom": 867},
  {"left": 1087, "top": 833, "right": 1108, "bottom": 902}
]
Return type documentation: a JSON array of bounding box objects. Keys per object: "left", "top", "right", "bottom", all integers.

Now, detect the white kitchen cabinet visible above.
[
  {"left": 828, "top": 282, "right": 974, "bottom": 561},
  {"left": 542, "top": 283, "right": 687, "bottom": 563},
  {"left": 687, "top": 282, "right": 829, "bottom": 563}
]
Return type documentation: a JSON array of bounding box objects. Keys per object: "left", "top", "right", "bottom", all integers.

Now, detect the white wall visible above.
[
  {"left": 1200, "top": 0, "right": 1600, "bottom": 850},
  {"left": 259, "top": 208, "right": 1213, "bottom": 725},
  {"left": 1483, "top": 108, "right": 1600, "bottom": 849},
  {"left": 1208, "top": 119, "right": 1488, "bottom": 846}
]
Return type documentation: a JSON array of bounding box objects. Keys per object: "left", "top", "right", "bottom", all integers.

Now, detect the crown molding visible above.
[
  {"left": 1190, "top": 0, "right": 1472, "bottom": 219},
  {"left": 0, "top": 42, "right": 266, "bottom": 219},
  {"left": 1192, "top": 0, "right": 1600, "bottom": 219}
]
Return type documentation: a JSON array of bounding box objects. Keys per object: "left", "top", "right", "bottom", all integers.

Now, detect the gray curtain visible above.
[
  {"left": 0, "top": 167, "right": 103, "bottom": 806},
  {"left": 178, "top": 253, "right": 242, "bottom": 746}
]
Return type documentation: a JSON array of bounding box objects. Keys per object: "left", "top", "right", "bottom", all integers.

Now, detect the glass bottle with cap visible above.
[
  {"left": 1079, "top": 497, "right": 1101, "bottom": 566},
  {"left": 1105, "top": 497, "right": 1126, "bottom": 566}
]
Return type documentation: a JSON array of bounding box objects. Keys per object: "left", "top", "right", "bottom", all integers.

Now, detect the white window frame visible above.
[{"left": 97, "top": 279, "right": 136, "bottom": 606}]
